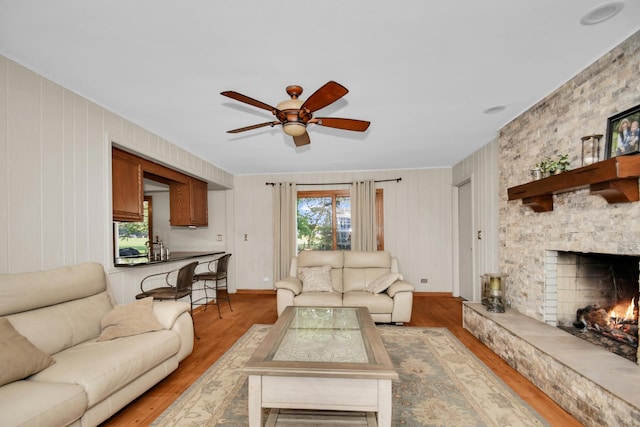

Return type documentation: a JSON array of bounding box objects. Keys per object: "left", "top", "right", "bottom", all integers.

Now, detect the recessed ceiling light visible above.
[
  {"left": 580, "top": 2, "right": 624, "bottom": 25},
  {"left": 484, "top": 105, "right": 506, "bottom": 114}
]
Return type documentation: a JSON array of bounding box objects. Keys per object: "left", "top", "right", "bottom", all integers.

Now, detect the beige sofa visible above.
[
  {"left": 275, "top": 251, "right": 414, "bottom": 324},
  {"left": 0, "top": 262, "right": 194, "bottom": 427}
]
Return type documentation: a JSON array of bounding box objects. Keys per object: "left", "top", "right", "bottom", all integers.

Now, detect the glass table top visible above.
[{"left": 269, "top": 307, "right": 370, "bottom": 364}]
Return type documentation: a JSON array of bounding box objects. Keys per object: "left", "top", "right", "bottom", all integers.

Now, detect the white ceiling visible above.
[{"left": 1, "top": 1, "right": 639, "bottom": 175}]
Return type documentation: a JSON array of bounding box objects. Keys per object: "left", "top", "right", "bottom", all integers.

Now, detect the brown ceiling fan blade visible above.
[
  {"left": 300, "top": 81, "right": 349, "bottom": 113},
  {"left": 293, "top": 132, "right": 311, "bottom": 147},
  {"left": 315, "top": 117, "right": 371, "bottom": 132},
  {"left": 226, "top": 121, "right": 279, "bottom": 133},
  {"left": 221, "top": 91, "right": 278, "bottom": 113}
]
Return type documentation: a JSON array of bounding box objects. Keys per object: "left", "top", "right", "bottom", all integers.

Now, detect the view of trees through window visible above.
[
  {"left": 297, "top": 189, "right": 383, "bottom": 252},
  {"left": 117, "top": 197, "right": 152, "bottom": 257},
  {"left": 297, "top": 191, "right": 351, "bottom": 251}
]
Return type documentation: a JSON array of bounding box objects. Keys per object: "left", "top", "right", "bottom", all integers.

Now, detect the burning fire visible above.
[
  {"left": 572, "top": 297, "right": 638, "bottom": 352},
  {"left": 609, "top": 299, "right": 637, "bottom": 324}
]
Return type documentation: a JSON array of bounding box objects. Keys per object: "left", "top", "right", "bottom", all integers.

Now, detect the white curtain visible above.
[
  {"left": 351, "top": 180, "right": 376, "bottom": 251},
  {"left": 272, "top": 182, "right": 297, "bottom": 282}
]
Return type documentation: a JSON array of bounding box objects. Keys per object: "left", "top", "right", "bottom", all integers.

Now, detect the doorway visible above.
[{"left": 457, "top": 180, "right": 474, "bottom": 300}]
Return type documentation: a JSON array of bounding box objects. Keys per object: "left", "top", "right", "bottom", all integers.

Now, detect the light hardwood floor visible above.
[{"left": 101, "top": 293, "right": 582, "bottom": 426}]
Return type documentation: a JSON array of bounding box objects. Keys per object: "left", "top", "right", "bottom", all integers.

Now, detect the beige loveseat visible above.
[
  {"left": 275, "top": 251, "right": 414, "bottom": 324},
  {"left": 0, "top": 262, "right": 194, "bottom": 427}
]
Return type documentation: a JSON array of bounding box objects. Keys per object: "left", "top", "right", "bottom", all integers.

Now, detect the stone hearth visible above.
[{"left": 463, "top": 303, "right": 640, "bottom": 426}]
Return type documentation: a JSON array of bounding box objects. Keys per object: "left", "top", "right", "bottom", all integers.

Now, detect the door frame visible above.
[{"left": 452, "top": 174, "right": 476, "bottom": 300}]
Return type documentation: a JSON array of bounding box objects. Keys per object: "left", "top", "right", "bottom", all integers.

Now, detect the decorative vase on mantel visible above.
[
  {"left": 530, "top": 168, "right": 543, "bottom": 180},
  {"left": 581, "top": 134, "right": 602, "bottom": 166}
]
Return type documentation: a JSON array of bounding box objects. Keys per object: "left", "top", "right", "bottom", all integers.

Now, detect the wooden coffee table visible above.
[{"left": 244, "top": 306, "right": 398, "bottom": 427}]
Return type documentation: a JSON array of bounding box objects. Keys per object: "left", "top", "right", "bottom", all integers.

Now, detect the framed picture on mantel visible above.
[{"left": 605, "top": 103, "right": 640, "bottom": 159}]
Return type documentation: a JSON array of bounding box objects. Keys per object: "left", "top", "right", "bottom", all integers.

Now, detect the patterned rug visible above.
[{"left": 152, "top": 325, "right": 550, "bottom": 426}]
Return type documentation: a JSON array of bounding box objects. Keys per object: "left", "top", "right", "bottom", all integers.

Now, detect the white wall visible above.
[
  {"left": 2, "top": 53, "right": 501, "bottom": 300},
  {"left": 0, "top": 55, "right": 233, "bottom": 303},
  {"left": 232, "top": 168, "right": 454, "bottom": 292}
]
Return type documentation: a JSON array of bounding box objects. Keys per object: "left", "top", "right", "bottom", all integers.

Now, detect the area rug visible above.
[{"left": 153, "top": 325, "right": 550, "bottom": 426}]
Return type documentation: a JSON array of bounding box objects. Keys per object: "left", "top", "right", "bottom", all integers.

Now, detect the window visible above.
[
  {"left": 297, "top": 190, "right": 383, "bottom": 252},
  {"left": 116, "top": 196, "right": 153, "bottom": 257}
]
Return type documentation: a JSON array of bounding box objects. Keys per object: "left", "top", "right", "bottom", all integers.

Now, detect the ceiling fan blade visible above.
[
  {"left": 315, "top": 117, "right": 371, "bottom": 132},
  {"left": 226, "top": 121, "right": 279, "bottom": 133},
  {"left": 293, "top": 132, "right": 311, "bottom": 147},
  {"left": 300, "top": 81, "right": 349, "bottom": 113},
  {"left": 221, "top": 91, "right": 279, "bottom": 113}
]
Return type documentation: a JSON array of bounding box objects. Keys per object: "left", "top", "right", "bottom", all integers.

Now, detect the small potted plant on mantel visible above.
[
  {"left": 546, "top": 158, "right": 559, "bottom": 175},
  {"left": 533, "top": 154, "right": 570, "bottom": 179},
  {"left": 557, "top": 154, "right": 570, "bottom": 172},
  {"left": 534, "top": 157, "right": 551, "bottom": 178}
]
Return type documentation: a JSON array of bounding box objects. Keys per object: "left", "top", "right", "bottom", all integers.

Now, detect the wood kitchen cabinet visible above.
[
  {"left": 112, "top": 148, "right": 144, "bottom": 222},
  {"left": 170, "top": 177, "right": 208, "bottom": 226},
  {"left": 112, "top": 147, "right": 209, "bottom": 226}
]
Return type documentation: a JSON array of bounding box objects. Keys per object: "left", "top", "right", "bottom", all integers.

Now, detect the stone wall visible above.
[{"left": 499, "top": 30, "right": 640, "bottom": 321}]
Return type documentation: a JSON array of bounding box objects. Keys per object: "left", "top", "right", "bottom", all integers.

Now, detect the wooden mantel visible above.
[{"left": 507, "top": 155, "right": 640, "bottom": 212}]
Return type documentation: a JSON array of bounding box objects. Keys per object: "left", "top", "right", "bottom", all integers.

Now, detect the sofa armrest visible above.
[
  {"left": 152, "top": 301, "right": 194, "bottom": 361},
  {"left": 386, "top": 280, "right": 414, "bottom": 298},
  {"left": 152, "top": 301, "right": 191, "bottom": 329},
  {"left": 275, "top": 277, "right": 303, "bottom": 296}
]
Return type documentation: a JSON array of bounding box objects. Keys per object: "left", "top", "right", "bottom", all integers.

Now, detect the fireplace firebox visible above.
[{"left": 545, "top": 251, "right": 639, "bottom": 362}]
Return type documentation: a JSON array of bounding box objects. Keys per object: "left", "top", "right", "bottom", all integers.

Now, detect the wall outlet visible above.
[
  {"left": 420, "top": 278, "right": 428, "bottom": 283},
  {"left": 216, "top": 234, "right": 223, "bottom": 241},
  {"left": 263, "top": 277, "right": 270, "bottom": 283}
]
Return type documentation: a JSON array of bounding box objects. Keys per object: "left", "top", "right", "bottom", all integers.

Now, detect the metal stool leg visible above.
[
  {"left": 211, "top": 280, "right": 222, "bottom": 319},
  {"left": 223, "top": 278, "right": 232, "bottom": 312},
  {"left": 189, "top": 293, "right": 200, "bottom": 340},
  {"left": 202, "top": 279, "right": 210, "bottom": 311},
  {"left": 215, "top": 291, "right": 222, "bottom": 318}
]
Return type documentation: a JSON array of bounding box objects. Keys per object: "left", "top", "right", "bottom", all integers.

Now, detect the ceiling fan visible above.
[{"left": 220, "top": 81, "right": 370, "bottom": 147}]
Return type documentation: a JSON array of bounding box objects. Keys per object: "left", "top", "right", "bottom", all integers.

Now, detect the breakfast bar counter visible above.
[{"left": 114, "top": 251, "right": 224, "bottom": 267}]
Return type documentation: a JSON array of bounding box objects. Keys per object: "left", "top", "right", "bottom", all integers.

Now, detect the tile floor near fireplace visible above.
[{"left": 463, "top": 303, "right": 640, "bottom": 427}]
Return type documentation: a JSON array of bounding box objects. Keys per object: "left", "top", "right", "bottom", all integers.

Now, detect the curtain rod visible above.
[{"left": 265, "top": 178, "right": 401, "bottom": 186}]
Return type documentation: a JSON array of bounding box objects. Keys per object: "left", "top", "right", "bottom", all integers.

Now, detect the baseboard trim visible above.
[
  {"left": 236, "top": 289, "right": 276, "bottom": 295},
  {"left": 413, "top": 291, "right": 453, "bottom": 297},
  {"left": 233, "top": 290, "right": 450, "bottom": 297}
]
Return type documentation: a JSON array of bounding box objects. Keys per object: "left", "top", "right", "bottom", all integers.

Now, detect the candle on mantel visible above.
[{"left": 489, "top": 277, "right": 501, "bottom": 290}]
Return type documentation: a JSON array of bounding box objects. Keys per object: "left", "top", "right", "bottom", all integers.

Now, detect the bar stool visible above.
[
  {"left": 136, "top": 261, "right": 199, "bottom": 338},
  {"left": 193, "top": 254, "right": 232, "bottom": 318}
]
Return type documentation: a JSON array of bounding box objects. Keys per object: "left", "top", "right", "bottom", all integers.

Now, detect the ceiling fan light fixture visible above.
[
  {"left": 276, "top": 98, "right": 307, "bottom": 137},
  {"left": 276, "top": 98, "right": 303, "bottom": 111},
  {"left": 283, "top": 122, "right": 307, "bottom": 137},
  {"left": 221, "top": 82, "right": 369, "bottom": 146}
]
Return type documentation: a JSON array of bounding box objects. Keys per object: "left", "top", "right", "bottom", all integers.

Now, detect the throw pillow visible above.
[
  {"left": 97, "top": 297, "right": 164, "bottom": 341},
  {"left": 299, "top": 265, "right": 333, "bottom": 292},
  {"left": 0, "top": 317, "right": 56, "bottom": 387},
  {"left": 366, "top": 273, "right": 402, "bottom": 294}
]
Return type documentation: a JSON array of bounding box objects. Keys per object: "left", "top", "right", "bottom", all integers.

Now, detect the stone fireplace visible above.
[
  {"left": 546, "top": 251, "right": 639, "bottom": 362},
  {"left": 463, "top": 30, "right": 640, "bottom": 426}
]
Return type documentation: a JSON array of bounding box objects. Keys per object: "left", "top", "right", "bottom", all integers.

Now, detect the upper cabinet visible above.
[
  {"left": 112, "top": 147, "right": 208, "bottom": 226},
  {"left": 170, "top": 177, "right": 208, "bottom": 226},
  {"left": 112, "top": 148, "right": 143, "bottom": 222}
]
